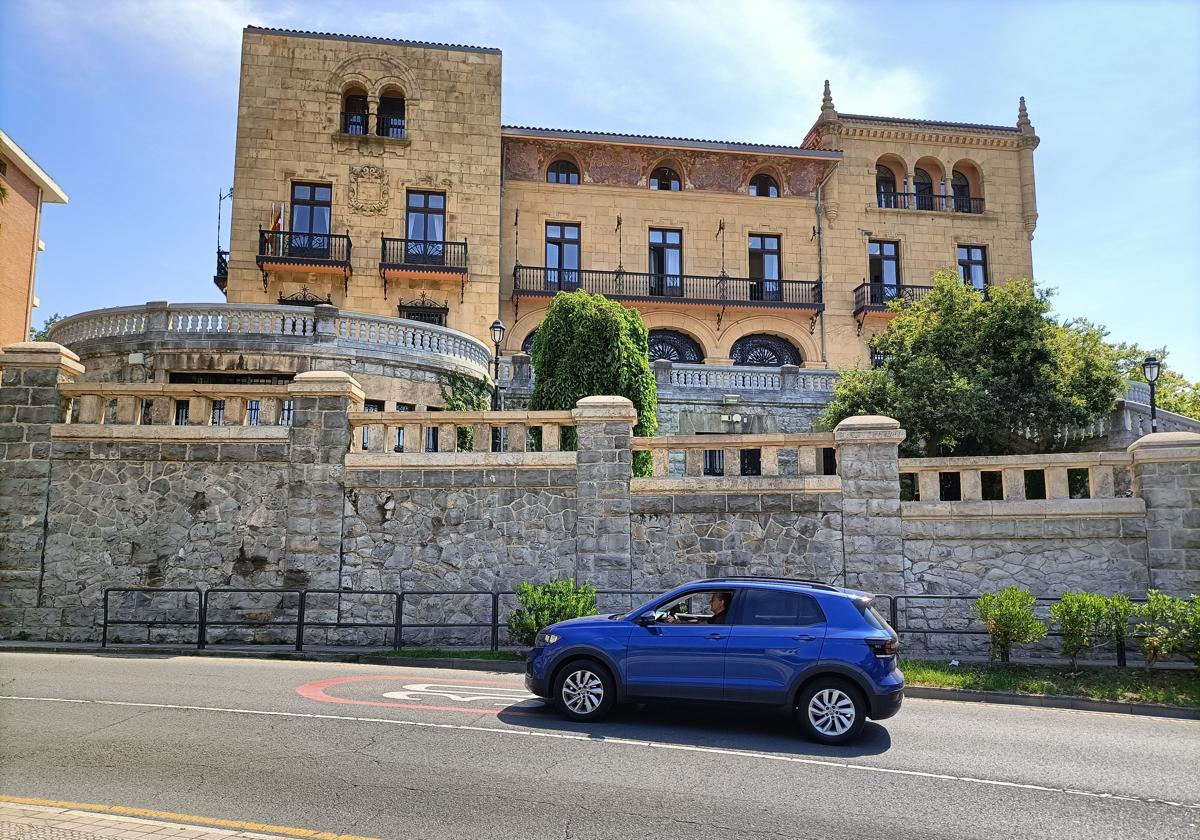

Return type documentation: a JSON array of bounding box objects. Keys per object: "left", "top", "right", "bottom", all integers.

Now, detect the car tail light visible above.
[{"left": 868, "top": 637, "right": 898, "bottom": 658}]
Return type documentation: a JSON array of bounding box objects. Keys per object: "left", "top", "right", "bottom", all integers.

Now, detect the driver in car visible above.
[{"left": 665, "top": 592, "right": 731, "bottom": 624}]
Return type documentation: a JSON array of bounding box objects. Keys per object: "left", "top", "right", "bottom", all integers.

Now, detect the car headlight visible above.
[{"left": 535, "top": 631, "right": 561, "bottom": 647}]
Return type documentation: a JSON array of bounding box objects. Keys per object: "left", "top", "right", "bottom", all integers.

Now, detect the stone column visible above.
[
  {"left": 286, "top": 371, "right": 363, "bottom": 591},
  {"left": 834, "top": 415, "right": 906, "bottom": 594},
  {"left": 313, "top": 304, "right": 339, "bottom": 344},
  {"left": 572, "top": 396, "right": 637, "bottom": 590},
  {"left": 1129, "top": 431, "right": 1200, "bottom": 595},
  {"left": 0, "top": 342, "right": 84, "bottom": 639}
]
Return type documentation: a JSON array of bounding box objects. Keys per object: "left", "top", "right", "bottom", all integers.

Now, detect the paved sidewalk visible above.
[{"left": 0, "top": 800, "right": 375, "bottom": 840}]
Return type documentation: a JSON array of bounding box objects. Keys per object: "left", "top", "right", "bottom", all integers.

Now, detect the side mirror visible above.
[{"left": 634, "top": 613, "right": 656, "bottom": 626}]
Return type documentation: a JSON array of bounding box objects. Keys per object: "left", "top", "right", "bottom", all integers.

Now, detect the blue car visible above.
[{"left": 525, "top": 577, "right": 903, "bottom": 744}]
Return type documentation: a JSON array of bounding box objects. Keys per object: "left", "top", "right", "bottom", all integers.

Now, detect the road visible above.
[{"left": 0, "top": 653, "right": 1196, "bottom": 840}]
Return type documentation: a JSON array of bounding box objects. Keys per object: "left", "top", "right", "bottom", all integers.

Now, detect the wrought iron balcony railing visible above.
[
  {"left": 376, "top": 114, "right": 406, "bottom": 138},
  {"left": 341, "top": 111, "right": 369, "bottom": 135},
  {"left": 258, "top": 230, "right": 352, "bottom": 266},
  {"left": 213, "top": 249, "right": 230, "bottom": 293},
  {"left": 876, "top": 191, "right": 985, "bottom": 214},
  {"left": 513, "top": 266, "right": 823, "bottom": 309},
  {"left": 853, "top": 282, "right": 934, "bottom": 312},
  {"left": 380, "top": 237, "right": 468, "bottom": 272}
]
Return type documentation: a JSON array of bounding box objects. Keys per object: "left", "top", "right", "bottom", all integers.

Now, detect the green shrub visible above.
[
  {"left": 1098, "top": 593, "right": 1135, "bottom": 662},
  {"left": 1181, "top": 596, "right": 1200, "bottom": 668},
  {"left": 1135, "top": 589, "right": 1188, "bottom": 669},
  {"left": 972, "top": 586, "right": 1047, "bottom": 663},
  {"left": 1050, "top": 592, "right": 1106, "bottom": 669},
  {"left": 506, "top": 579, "right": 598, "bottom": 647}
]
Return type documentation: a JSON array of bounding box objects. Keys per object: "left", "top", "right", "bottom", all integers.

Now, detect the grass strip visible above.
[{"left": 901, "top": 658, "right": 1200, "bottom": 708}]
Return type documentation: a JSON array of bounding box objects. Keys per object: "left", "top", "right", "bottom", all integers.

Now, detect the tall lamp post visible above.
[
  {"left": 1142, "top": 355, "right": 1160, "bottom": 433},
  {"left": 490, "top": 319, "right": 506, "bottom": 411}
]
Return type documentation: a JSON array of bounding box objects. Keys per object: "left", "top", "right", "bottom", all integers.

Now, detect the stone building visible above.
[
  {"left": 47, "top": 26, "right": 1051, "bottom": 438},
  {"left": 0, "top": 130, "right": 68, "bottom": 347}
]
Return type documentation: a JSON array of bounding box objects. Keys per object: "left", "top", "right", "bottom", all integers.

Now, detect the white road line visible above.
[{"left": 2, "top": 694, "right": 1196, "bottom": 811}]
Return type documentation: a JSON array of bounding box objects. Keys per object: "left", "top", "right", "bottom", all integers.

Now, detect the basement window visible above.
[{"left": 174, "top": 400, "right": 190, "bottom": 426}]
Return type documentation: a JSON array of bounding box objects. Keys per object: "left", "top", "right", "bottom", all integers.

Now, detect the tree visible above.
[
  {"left": 821, "top": 271, "right": 1124, "bottom": 455},
  {"left": 1078, "top": 323, "right": 1200, "bottom": 420},
  {"left": 529, "top": 290, "right": 657, "bottom": 475},
  {"left": 29, "top": 312, "right": 63, "bottom": 342}
]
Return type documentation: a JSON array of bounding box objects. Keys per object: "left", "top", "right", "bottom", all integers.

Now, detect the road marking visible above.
[
  {"left": 380, "top": 683, "right": 538, "bottom": 707},
  {"left": 3, "top": 694, "right": 1197, "bottom": 811},
  {"left": 295, "top": 674, "right": 540, "bottom": 715},
  {"left": 0, "top": 794, "right": 380, "bottom": 840}
]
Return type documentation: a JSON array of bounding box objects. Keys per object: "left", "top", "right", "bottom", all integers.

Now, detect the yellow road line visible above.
[{"left": 0, "top": 795, "right": 380, "bottom": 840}]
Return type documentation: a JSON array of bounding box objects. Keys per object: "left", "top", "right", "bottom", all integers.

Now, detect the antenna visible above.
[{"left": 216, "top": 187, "right": 233, "bottom": 249}]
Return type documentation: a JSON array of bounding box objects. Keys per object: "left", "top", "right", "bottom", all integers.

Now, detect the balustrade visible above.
[{"left": 346, "top": 408, "right": 578, "bottom": 461}]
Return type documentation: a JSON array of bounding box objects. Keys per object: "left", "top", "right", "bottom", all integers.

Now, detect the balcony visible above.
[
  {"left": 380, "top": 237, "right": 468, "bottom": 290},
  {"left": 213, "top": 249, "right": 229, "bottom": 293},
  {"left": 513, "top": 266, "right": 823, "bottom": 311},
  {"left": 257, "top": 230, "right": 353, "bottom": 290},
  {"left": 853, "top": 282, "right": 932, "bottom": 334},
  {"left": 877, "top": 192, "right": 985, "bottom": 214}
]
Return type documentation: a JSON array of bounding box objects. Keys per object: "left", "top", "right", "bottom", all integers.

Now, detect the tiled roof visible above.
[
  {"left": 501, "top": 126, "right": 842, "bottom": 158},
  {"left": 839, "top": 113, "right": 1019, "bottom": 133},
  {"left": 243, "top": 26, "right": 501, "bottom": 55}
]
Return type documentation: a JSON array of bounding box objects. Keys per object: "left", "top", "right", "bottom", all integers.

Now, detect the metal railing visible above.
[
  {"left": 853, "top": 282, "right": 934, "bottom": 311},
  {"left": 514, "top": 266, "right": 823, "bottom": 308},
  {"left": 376, "top": 114, "right": 405, "bottom": 139},
  {"left": 380, "top": 236, "right": 468, "bottom": 272},
  {"left": 341, "top": 111, "right": 369, "bottom": 135},
  {"left": 877, "top": 192, "right": 985, "bottom": 214},
  {"left": 259, "top": 230, "right": 352, "bottom": 264}
]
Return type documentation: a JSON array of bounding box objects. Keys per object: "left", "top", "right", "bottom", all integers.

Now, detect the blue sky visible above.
[{"left": 3, "top": 0, "right": 1198, "bottom": 377}]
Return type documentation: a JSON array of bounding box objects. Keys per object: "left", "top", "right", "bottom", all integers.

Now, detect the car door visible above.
[
  {"left": 724, "top": 589, "right": 827, "bottom": 705},
  {"left": 624, "top": 589, "right": 733, "bottom": 700}
]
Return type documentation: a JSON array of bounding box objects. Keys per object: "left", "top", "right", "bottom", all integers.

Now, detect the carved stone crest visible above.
[{"left": 349, "top": 164, "right": 388, "bottom": 214}]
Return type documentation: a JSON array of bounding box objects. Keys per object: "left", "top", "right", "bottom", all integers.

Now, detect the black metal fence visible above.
[
  {"left": 259, "top": 230, "right": 353, "bottom": 264},
  {"left": 877, "top": 192, "right": 985, "bottom": 214},
  {"left": 380, "top": 236, "right": 468, "bottom": 271},
  {"left": 514, "top": 266, "right": 823, "bottom": 308},
  {"left": 853, "top": 282, "right": 934, "bottom": 311}
]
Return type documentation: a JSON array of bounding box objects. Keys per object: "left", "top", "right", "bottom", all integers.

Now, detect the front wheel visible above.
[
  {"left": 553, "top": 659, "right": 615, "bottom": 722},
  {"left": 796, "top": 678, "right": 866, "bottom": 745}
]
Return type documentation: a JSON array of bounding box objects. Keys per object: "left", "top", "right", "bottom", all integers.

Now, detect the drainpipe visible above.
[{"left": 814, "top": 164, "right": 838, "bottom": 368}]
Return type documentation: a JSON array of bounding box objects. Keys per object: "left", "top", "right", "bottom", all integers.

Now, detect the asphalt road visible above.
[{"left": 0, "top": 653, "right": 1196, "bottom": 840}]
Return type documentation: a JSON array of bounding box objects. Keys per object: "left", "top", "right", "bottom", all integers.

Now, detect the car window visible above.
[
  {"left": 735, "top": 589, "right": 825, "bottom": 626},
  {"left": 646, "top": 590, "right": 734, "bottom": 623}
]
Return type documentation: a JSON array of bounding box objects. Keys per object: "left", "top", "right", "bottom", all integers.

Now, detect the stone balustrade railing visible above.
[
  {"left": 46, "top": 302, "right": 492, "bottom": 379},
  {"left": 898, "top": 451, "right": 1134, "bottom": 504},
  {"left": 632, "top": 431, "right": 837, "bottom": 479},
  {"left": 59, "top": 382, "right": 295, "bottom": 427},
  {"left": 346, "top": 408, "right": 579, "bottom": 464}
]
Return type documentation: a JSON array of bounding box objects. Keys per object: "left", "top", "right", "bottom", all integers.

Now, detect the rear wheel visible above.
[
  {"left": 553, "top": 658, "right": 615, "bottom": 722},
  {"left": 796, "top": 677, "right": 866, "bottom": 745}
]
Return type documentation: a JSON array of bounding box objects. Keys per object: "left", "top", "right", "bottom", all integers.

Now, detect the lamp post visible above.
[
  {"left": 490, "top": 319, "right": 506, "bottom": 411},
  {"left": 1142, "top": 355, "right": 1160, "bottom": 433}
]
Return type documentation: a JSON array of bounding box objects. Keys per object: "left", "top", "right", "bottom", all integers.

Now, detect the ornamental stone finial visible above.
[
  {"left": 820, "top": 79, "right": 837, "bottom": 121},
  {"left": 1017, "top": 96, "right": 1033, "bottom": 133}
]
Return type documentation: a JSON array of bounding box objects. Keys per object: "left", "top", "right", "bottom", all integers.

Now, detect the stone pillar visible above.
[
  {"left": 313, "top": 304, "right": 339, "bottom": 344},
  {"left": 572, "top": 396, "right": 637, "bottom": 590},
  {"left": 652, "top": 358, "right": 672, "bottom": 388},
  {"left": 834, "top": 415, "right": 906, "bottom": 593},
  {"left": 0, "top": 342, "right": 84, "bottom": 638},
  {"left": 286, "top": 371, "right": 363, "bottom": 591},
  {"left": 1129, "top": 431, "right": 1200, "bottom": 595},
  {"left": 511, "top": 353, "right": 532, "bottom": 385}
]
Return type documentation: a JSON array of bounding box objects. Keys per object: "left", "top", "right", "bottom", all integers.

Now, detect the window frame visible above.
[
  {"left": 649, "top": 166, "right": 681, "bottom": 192},
  {"left": 731, "top": 588, "right": 827, "bottom": 627},
  {"left": 648, "top": 227, "right": 684, "bottom": 297},
  {"left": 957, "top": 244, "right": 988, "bottom": 289},
  {"left": 868, "top": 239, "right": 901, "bottom": 288},
  {"left": 748, "top": 233, "right": 782, "bottom": 301},
  {"left": 749, "top": 172, "right": 779, "bottom": 198},
  {"left": 544, "top": 222, "right": 581, "bottom": 291},
  {"left": 405, "top": 190, "right": 447, "bottom": 244},
  {"left": 546, "top": 159, "right": 580, "bottom": 185}
]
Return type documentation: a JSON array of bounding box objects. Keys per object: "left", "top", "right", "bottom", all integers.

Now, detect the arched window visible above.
[
  {"left": 341, "top": 87, "right": 368, "bottom": 135},
  {"left": 913, "top": 168, "right": 933, "bottom": 210},
  {"left": 546, "top": 159, "right": 580, "bottom": 185},
  {"left": 377, "top": 91, "right": 406, "bottom": 138},
  {"left": 749, "top": 172, "right": 779, "bottom": 197},
  {"left": 648, "top": 330, "right": 704, "bottom": 363},
  {"left": 876, "top": 165, "right": 898, "bottom": 208},
  {"left": 650, "top": 166, "right": 681, "bottom": 191},
  {"left": 730, "top": 334, "right": 802, "bottom": 367},
  {"left": 951, "top": 171, "right": 971, "bottom": 212},
  {"left": 521, "top": 330, "right": 537, "bottom": 354}
]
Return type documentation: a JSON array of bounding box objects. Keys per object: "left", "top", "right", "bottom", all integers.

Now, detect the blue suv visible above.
[{"left": 525, "top": 577, "right": 903, "bottom": 744}]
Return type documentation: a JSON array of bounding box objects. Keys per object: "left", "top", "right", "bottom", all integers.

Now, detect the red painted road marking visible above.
[{"left": 295, "top": 674, "right": 543, "bottom": 716}]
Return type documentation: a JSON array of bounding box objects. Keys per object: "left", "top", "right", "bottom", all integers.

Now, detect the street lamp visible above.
[
  {"left": 1142, "top": 355, "right": 1160, "bottom": 433},
  {"left": 490, "top": 319, "right": 506, "bottom": 411}
]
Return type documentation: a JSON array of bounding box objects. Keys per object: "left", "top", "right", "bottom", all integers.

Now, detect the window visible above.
[
  {"left": 951, "top": 171, "right": 971, "bottom": 211},
  {"left": 424, "top": 425, "right": 438, "bottom": 453},
  {"left": 210, "top": 400, "right": 226, "bottom": 427},
  {"left": 646, "top": 590, "right": 734, "bottom": 623},
  {"left": 247, "top": 400, "right": 261, "bottom": 427},
  {"left": 521, "top": 330, "right": 537, "bottom": 355},
  {"left": 394, "top": 402, "right": 413, "bottom": 452},
  {"left": 174, "top": 400, "right": 190, "bottom": 426},
  {"left": 730, "top": 334, "right": 802, "bottom": 367},
  {"left": 735, "top": 589, "right": 825, "bottom": 626},
  {"left": 377, "top": 94, "right": 405, "bottom": 138},
  {"left": 279, "top": 400, "right": 294, "bottom": 427},
  {"left": 749, "top": 173, "right": 778, "bottom": 198},
  {"left": 546, "top": 159, "right": 580, "bottom": 185},
  {"left": 650, "top": 166, "right": 681, "bottom": 191},
  {"left": 289, "top": 183, "right": 332, "bottom": 258},
  {"left": 544, "top": 223, "right": 581, "bottom": 291},
  {"left": 821, "top": 447, "right": 838, "bottom": 476},
  {"left": 398, "top": 294, "right": 449, "bottom": 326},
  {"left": 648, "top": 228, "right": 683, "bottom": 297},
  {"left": 748, "top": 234, "right": 781, "bottom": 301},
  {"left": 876, "top": 164, "right": 898, "bottom": 208},
  {"left": 740, "top": 448, "right": 761, "bottom": 477},
  {"left": 913, "top": 168, "right": 934, "bottom": 211},
  {"left": 341, "top": 90, "right": 368, "bottom": 135},
  {"left": 981, "top": 470, "right": 1004, "bottom": 501},
  {"left": 868, "top": 240, "right": 900, "bottom": 288},
  {"left": 957, "top": 245, "right": 988, "bottom": 289},
  {"left": 406, "top": 191, "right": 446, "bottom": 264},
  {"left": 647, "top": 330, "right": 703, "bottom": 363}
]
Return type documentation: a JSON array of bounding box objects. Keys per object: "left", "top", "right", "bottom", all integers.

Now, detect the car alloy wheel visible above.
[
  {"left": 807, "top": 687, "right": 856, "bottom": 737},
  {"left": 561, "top": 668, "right": 604, "bottom": 715}
]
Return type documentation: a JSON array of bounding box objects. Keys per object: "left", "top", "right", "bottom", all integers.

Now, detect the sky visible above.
[{"left": 2, "top": 0, "right": 1198, "bottom": 377}]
